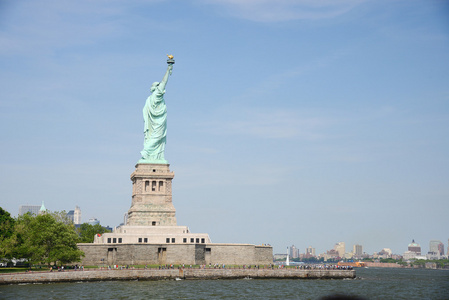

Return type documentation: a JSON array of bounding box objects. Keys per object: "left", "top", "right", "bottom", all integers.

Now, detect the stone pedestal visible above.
[
  {"left": 127, "top": 163, "right": 176, "bottom": 226},
  {"left": 85, "top": 159, "right": 273, "bottom": 266}
]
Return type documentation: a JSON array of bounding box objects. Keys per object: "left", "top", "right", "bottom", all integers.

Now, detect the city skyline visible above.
[
  {"left": 10, "top": 201, "right": 448, "bottom": 256},
  {"left": 1, "top": 0, "right": 448, "bottom": 255},
  {"left": 284, "top": 239, "right": 447, "bottom": 260}
]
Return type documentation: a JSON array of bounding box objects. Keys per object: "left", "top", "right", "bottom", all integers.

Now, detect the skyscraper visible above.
[
  {"left": 429, "top": 240, "right": 444, "bottom": 256},
  {"left": 334, "top": 242, "right": 345, "bottom": 258},
  {"left": 67, "top": 206, "right": 82, "bottom": 224},
  {"left": 306, "top": 246, "right": 316, "bottom": 256},
  {"left": 19, "top": 201, "right": 46, "bottom": 216},
  {"left": 438, "top": 243, "right": 445, "bottom": 256},
  {"left": 353, "top": 244, "right": 363, "bottom": 258},
  {"left": 74, "top": 206, "right": 81, "bottom": 224},
  {"left": 19, "top": 205, "right": 40, "bottom": 216},
  {"left": 290, "top": 245, "right": 298, "bottom": 258}
]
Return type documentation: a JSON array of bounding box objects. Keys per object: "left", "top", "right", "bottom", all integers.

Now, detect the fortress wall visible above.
[
  {"left": 79, "top": 244, "right": 111, "bottom": 266},
  {"left": 255, "top": 246, "right": 274, "bottom": 263},
  {"left": 207, "top": 244, "right": 273, "bottom": 265},
  {"left": 78, "top": 243, "right": 273, "bottom": 266},
  {"left": 78, "top": 244, "right": 196, "bottom": 266}
]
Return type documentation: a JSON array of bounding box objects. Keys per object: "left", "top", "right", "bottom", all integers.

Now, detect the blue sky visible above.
[{"left": 1, "top": 0, "right": 448, "bottom": 256}]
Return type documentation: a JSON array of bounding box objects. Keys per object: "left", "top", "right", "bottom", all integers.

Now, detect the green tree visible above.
[
  {"left": 0, "top": 207, "right": 15, "bottom": 238},
  {"left": 397, "top": 260, "right": 408, "bottom": 266},
  {"left": 13, "top": 212, "right": 84, "bottom": 266},
  {"left": 77, "top": 223, "right": 110, "bottom": 243},
  {"left": 0, "top": 207, "right": 16, "bottom": 260},
  {"left": 412, "top": 259, "right": 426, "bottom": 267},
  {"left": 50, "top": 210, "right": 72, "bottom": 225},
  {"left": 380, "top": 258, "right": 398, "bottom": 263}
]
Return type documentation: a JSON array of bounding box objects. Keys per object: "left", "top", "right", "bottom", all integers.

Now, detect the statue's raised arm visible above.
[
  {"left": 139, "top": 56, "right": 175, "bottom": 164},
  {"left": 158, "top": 64, "right": 173, "bottom": 92}
]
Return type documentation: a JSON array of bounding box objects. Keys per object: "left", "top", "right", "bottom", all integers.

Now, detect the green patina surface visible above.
[{"left": 139, "top": 58, "right": 175, "bottom": 164}]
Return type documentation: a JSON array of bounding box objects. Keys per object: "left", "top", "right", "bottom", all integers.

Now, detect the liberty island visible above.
[
  {"left": 77, "top": 56, "right": 274, "bottom": 266},
  {"left": 0, "top": 56, "right": 355, "bottom": 284}
]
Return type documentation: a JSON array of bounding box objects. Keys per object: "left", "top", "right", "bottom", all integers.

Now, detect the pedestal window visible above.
[{"left": 152, "top": 181, "right": 156, "bottom": 191}]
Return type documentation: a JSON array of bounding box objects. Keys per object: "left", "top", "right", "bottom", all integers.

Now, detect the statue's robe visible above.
[{"left": 140, "top": 86, "right": 167, "bottom": 163}]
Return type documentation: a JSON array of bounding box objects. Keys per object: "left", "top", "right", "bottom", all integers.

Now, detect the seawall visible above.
[
  {"left": 364, "top": 262, "right": 403, "bottom": 268},
  {"left": 0, "top": 269, "right": 355, "bottom": 284}
]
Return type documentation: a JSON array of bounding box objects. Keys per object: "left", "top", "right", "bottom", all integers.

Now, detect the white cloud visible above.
[{"left": 198, "top": 0, "right": 366, "bottom": 22}]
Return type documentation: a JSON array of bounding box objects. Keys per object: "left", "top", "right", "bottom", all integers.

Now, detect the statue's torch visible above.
[{"left": 167, "top": 54, "right": 175, "bottom": 75}]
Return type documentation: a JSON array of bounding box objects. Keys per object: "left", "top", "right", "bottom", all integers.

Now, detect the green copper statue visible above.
[{"left": 139, "top": 56, "right": 175, "bottom": 164}]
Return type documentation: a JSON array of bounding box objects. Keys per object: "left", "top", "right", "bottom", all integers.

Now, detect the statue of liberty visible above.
[{"left": 139, "top": 56, "right": 174, "bottom": 164}]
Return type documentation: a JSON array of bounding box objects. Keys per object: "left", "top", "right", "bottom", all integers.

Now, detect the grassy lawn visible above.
[
  {"left": 0, "top": 268, "right": 25, "bottom": 274},
  {"left": 0, "top": 265, "right": 54, "bottom": 273}
]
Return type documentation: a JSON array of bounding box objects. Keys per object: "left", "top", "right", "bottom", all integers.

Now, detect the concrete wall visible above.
[
  {"left": 363, "top": 262, "right": 403, "bottom": 268},
  {"left": 78, "top": 243, "right": 273, "bottom": 266},
  {"left": 0, "top": 268, "right": 355, "bottom": 285},
  {"left": 205, "top": 244, "right": 273, "bottom": 265}
]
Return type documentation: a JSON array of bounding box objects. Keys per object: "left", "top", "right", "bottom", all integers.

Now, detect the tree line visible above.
[{"left": 0, "top": 207, "right": 109, "bottom": 267}]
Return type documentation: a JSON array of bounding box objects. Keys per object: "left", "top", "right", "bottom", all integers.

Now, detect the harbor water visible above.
[{"left": 1, "top": 268, "right": 448, "bottom": 299}]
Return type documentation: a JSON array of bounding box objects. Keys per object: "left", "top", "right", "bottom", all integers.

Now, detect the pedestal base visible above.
[{"left": 126, "top": 163, "right": 176, "bottom": 226}]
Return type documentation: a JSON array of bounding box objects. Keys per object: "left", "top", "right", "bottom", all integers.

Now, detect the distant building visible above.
[
  {"left": 66, "top": 210, "right": 74, "bottom": 222},
  {"left": 408, "top": 239, "right": 421, "bottom": 255},
  {"left": 290, "top": 245, "right": 298, "bottom": 259},
  {"left": 322, "top": 249, "right": 339, "bottom": 261},
  {"left": 429, "top": 240, "right": 444, "bottom": 256},
  {"left": 381, "top": 248, "right": 392, "bottom": 255},
  {"left": 374, "top": 248, "right": 392, "bottom": 259},
  {"left": 19, "top": 205, "right": 40, "bottom": 216},
  {"left": 88, "top": 218, "right": 100, "bottom": 225},
  {"left": 391, "top": 254, "right": 402, "bottom": 260},
  {"left": 67, "top": 206, "right": 82, "bottom": 224},
  {"left": 403, "top": 251, "right": 416, "bottom": 260},
  {"left": 334, "top": 242, "right": 345, "bottom": 258},
  {"left": 74, "top": 206, "right": 81, "bottom": 224},
  {"left": 353, "top": 244, "right": 363, "bottom": 258},
  {"left": 39, "top": 201, "right": 46, "bottom": 214},
  {"left": 404, "top": 239, "right": 422, "bottom": 260},
  {"left": 103, "top": 225, "right": 113, "bottom": 232},
  {"left": 274, "top": 253, "right": 288, "bottom": 261},
  {"left": 19, "top": 201, "right": 46, "bottom": 216},
  {"left": 306, "top": 246, "right": 316, "bottom": 257}
]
